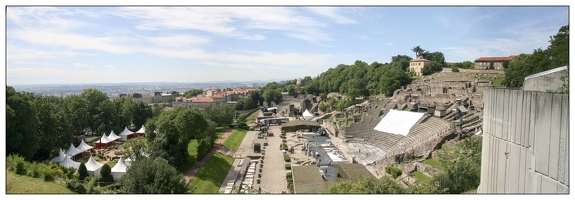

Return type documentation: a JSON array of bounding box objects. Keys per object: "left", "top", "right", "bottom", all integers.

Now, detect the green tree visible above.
[
  {"left": 29, "top": 94, "right": 73, "bottom": 161},
  {"left": 78, "top": 163, "right": 88, "bottom": 180},
  {"left": 121, "top": 157, "right": 187, "bottom": 194},
  {"left": 234, "top": 100, "right": 245, "bottom": 111},
  {"left": 147, "top": 106, "right": 210, "bottom": 167},
  {"left": 63, "top": 94, "right": 89, "bottom": 135},
  {"left": 411, "top": 46, "right": 426, "bottom": 57},
  {"left": 437, "top": 136, "right": 482, "bottom": 193},
  {"left": 99, "top": 164, "right": 113, "bottom": 182},
  {"left": 547, "top": 25, "right": 569, "bottom": 68},
  {"left": 451, "top": 65, "right": 460, "bottom": 72},
  {"left": 184, "top": 89, "right": 204, "bottom": 98},
  {"left": 80, "top": 88, "right": 110, "bottom": 135},
  {"left": 133, "top": 101, "right": 152, "bottom": 131},
  {"left": 6, "top": 86, "right": 40, "bottom": 160}
]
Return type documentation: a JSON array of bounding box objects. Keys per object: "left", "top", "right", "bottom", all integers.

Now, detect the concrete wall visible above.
[
  {"left": 478, "top": 87, "right": 569, "bottom": 193},
  {"left": 523, "top": 67, "right": 568, "bottom": 92}
]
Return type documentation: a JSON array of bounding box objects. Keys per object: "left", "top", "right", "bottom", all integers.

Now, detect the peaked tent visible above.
[
  {"left": 134, "top": 125, "right": 146, "bottom": 137},
  {"left": 95, "top": 134, "right": 114, "bottom": 148},
  {"left": 50, "top": 148, "right": 67, "bottom": 163},
  {"left": 65, "top": 143, "right": 82, "bottom": 157},
  {"left": 119, "top": 127, "right": 134, "bottom": 141},
  {"left": 111, "top": 157, "right": 129, "bottom": 181},
  {"left": 85, "top": 155, "right": 104, "bottom": 178},
  {"left": 107, "top": 130, "right": 122, "bottom": 141},
  {"left": 59, "top": 155, "right": 80, "bottom": 170},
  {"left": 302, "top": 109, "right": 314, "bottom": 120},
  {"left": 76, "top": 139, "right": 94, "bottom": 153}
]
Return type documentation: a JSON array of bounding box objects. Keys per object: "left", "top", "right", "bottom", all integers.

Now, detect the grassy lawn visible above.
[
  {"left": 6, "top": 171, "right": 75, "bottom": 194},
  {"left": 423, "top": 158, "right": 446, "bottom": 171},
  {"left": 491, "top": 76, "right": 504, "bottom": 86},
  {"left": 245, "top": 110, "right": 260, "bottom": 124},
  {"left": 223, "top": 129, "right": 247, "bottom": 151},
  {"left": 412, "top": 171, "right": 431, "bottom": 184},
  {"left": 188, "top": 152, "right": 234, "bottom": 194},
  {"left": 177, "top": 139, "right": 199, "bottom": 173}
]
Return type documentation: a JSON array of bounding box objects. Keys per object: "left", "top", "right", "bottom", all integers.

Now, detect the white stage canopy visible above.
[
  {"left": 373, "top": 110, "right": 425, "bottom": 136},
  {"left": 119, "top": 127, "right": 134, "bottom": 141},
  {"left": 108, "top": 130, "right": 122, "bottom": 141},
  {"left": 76, "top": 139, "right": 93, "bottom": 152},
  {"left": 65, "top": 143, "right": 83, "bottom": 157},
  {"left": 302, "top": 109, "right": 314, "bottom": 120}
]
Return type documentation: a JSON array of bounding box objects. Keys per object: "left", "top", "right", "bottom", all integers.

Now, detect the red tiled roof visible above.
[
  {"left": 474, "top": 55, "right": 516, "bottom": 62},
  {"left": 410, "top": 56, "right": 431, "bottom": 62},
  {"left": 191, "top": 97, "right": 214, "bottom": 103}
]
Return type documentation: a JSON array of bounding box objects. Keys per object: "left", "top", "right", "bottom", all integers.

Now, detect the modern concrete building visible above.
[
  {"left": 409, "top": 56, "right": 431, "bottom": 76},
  {"left": 478, "top": 86, "right": 569, "bottom": 193}
]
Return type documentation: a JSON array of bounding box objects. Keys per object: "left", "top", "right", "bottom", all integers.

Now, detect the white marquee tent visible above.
[
  {"left": 76, "top": 139, "right": 93, "bottom": 153},
  {"left": 135, "top": 125, "right": 146, "bottom": 135},
  {"left": 373, "top": 109, "right": 425, "bottom": 136},
  {"left": 65, "top": 143, "right": 82, "bottom": 157},
  {"left": 119, "top": 127, "right": 134, "bottom": 141},
  {"left": 95, "top": 133, "right": 114, "bottom": 148},
  {"left": 302, "top": 109, "right": 314, "bottom": 120},
  {"left": 50, "top": 148, "right": 67, "bottom": 163},
  {"left": 107, "top": 130, "right": 122, "bottom": 141},
  {"left": 59, "top": 155, "right": 80, "bottom": 170},
  {"left": 111, "top": 157, "right": 129, "bottom": 181},
  {"left": 85, "top": 155, "right": 104, "bottom": 178}
]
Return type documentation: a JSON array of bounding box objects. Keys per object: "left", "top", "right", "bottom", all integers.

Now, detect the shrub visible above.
[
  {"left": 16, "top": 160, "right": 26, "bottom": 175},
  {"left": 6, "top": 154, "right": 26, "bottom": 173},
  {"left": 42, "top": 167, "right": 56, "bottom": 181},
  {"left": 78, "top": 163, "right": 89, "bottom": 180},
  {"left": 284, "top": 155, "right": 291, "bottom": 162},
  {"left": 26, "top": 162, "right": 43, "bottom": 178},
  {"left": 282, "top": 139, "right": 287, "bottom": 143},
  {"left": 99, "top": 164, "right": 114, "bottom": 182},
  {"left": 286, "top": 172, "right": 292, "bottom": 179},
  {"left": 285, "top": 164, "right": 291, "bottom": 169},
  {"left": 385, "top": 166, "right": 402, "bottom": 179},
  {"left": 66, "top": 179, "right": 87, "bottom": 194}
]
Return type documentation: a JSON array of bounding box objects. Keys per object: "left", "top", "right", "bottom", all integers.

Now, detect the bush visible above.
[
  {"left": 26, "top": 162, "right": 43, "bottom": 178},
  {"left": 99, "top": 164, "right": 114, "bottom": 182},
  {"left": 16, "top": 160, "right": 26, "bottom": 175},
  {"left": 284, "top": 155, "right": 291, "bottom": 162},
  {"left": 385, "top": 166, "right": 403, "bottom": 179},
  {"left": 78, "top": 163, "right": 89, "bottom": 180},
  {"left": 66, "top": 179, "right": 87, "bottom": 194},
  {"left": 285, "top": 164, "right": 291, "bottom": 169},
  {"left": 286, "top": 172, "right": 292, "bottom": 179},
  {"left": 42, "top": 167, "right": 56, "bottom": 181}
]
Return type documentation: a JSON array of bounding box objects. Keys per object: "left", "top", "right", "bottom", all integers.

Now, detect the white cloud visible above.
[
  {"left": 10, "top": 29, "right": 136, "bottom": 54},
  {"left": 144, "top": 35, "right": 212, "bottom": 47},
  {"left": 7, "top": 45, "right": 89, "bottom": 61},
  {"left": 307, "top": 7, "right": 356, "bottom": 24}
]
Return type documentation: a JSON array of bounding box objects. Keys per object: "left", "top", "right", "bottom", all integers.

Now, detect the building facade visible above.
[
  {"left": 474, "top": 56, "right": 516, "bottom": 70},
  {"left": 409, "top": 56, "right": 431, "bottom": 76}
]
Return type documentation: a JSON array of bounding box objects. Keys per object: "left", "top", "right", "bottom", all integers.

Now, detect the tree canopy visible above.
[
  {"left": 121, "top": 156, "right": 187, "bottom": 194},
  {"left": 502, "top": 25, "right": 569, "bottom": 87}
]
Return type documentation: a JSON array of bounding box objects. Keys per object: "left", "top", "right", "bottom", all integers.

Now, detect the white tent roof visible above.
[
  {"left": 119, "top": 127, "right": 134, "bottom": 136},
  {"left": 373, "top": 110, "right": 425, "bottom": 136},
  {"left": 95, "top": 134, "right": 113, "bottom": 144},
  {"left": 50, "top": 148, "right": 66, "bottom": 163},
  {"left": 59, "top": 155, "right": 80, "bottom": 169},
  {"left": 136, "top": 125, "right": 146, "bottom": 134},
  {"left": 85, "top": 155, "right": 104, "bottom": 171},
  {"left": 65, "top": 143, "right": 83, "bottom": 157},
  {"left": 108, "top": 130, "right": 122, "bottom": 141},
  {"left": 76, "top": 139, "right": 93, "bottom": 152},
  {"left": 111, "top": 157, "right": 128, "bottom": 173},
  {"left": 302, "top": 109, "right": 314, "bottom": 120}
]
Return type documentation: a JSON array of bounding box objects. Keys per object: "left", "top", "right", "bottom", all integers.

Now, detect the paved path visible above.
[{"left": 184, "top": 129, "right": 233, "bottom": 184}]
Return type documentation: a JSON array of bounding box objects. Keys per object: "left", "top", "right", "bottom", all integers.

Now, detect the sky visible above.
[{"left": 4, "top": 3, "right": 571, "bottom": 86}]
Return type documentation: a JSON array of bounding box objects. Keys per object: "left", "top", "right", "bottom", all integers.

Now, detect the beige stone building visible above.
[{"left": 409, "top": 56, "right": 431, "bottom": 76}]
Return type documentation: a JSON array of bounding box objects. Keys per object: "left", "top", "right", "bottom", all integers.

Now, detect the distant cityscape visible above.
[{"left": 10, "top": 81, "right": 277, "bottom": 99}]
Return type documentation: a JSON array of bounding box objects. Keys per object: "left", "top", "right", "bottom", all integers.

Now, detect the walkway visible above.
[{"left": 184, "top": 129, "right": 233, "bottom": 183}]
